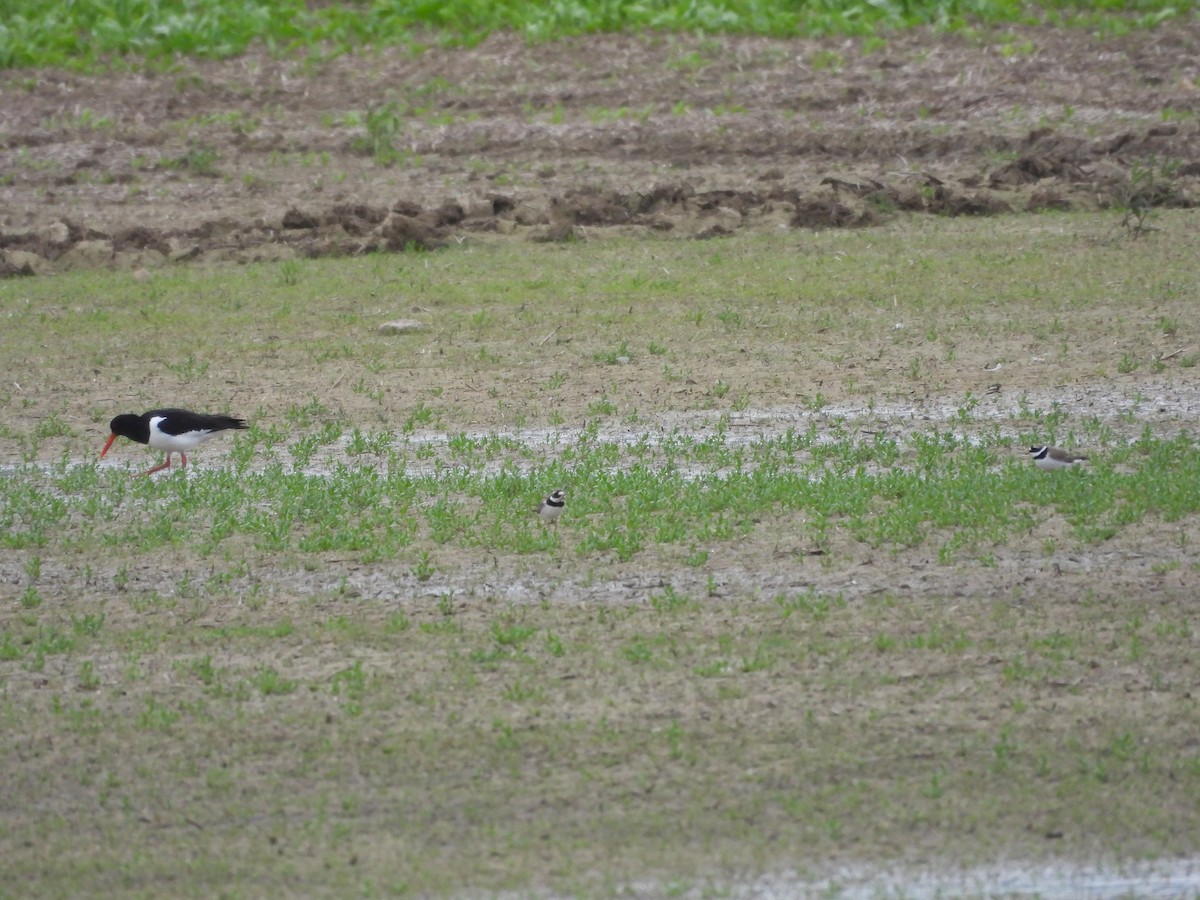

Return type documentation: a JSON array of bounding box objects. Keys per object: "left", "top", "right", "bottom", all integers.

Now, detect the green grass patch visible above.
[{"left": 0, "top": 0, "right": 1188, "bottom": 70}]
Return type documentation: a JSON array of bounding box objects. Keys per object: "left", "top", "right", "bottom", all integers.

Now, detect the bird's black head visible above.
[{"left": 109, "top": 413, "right": 150, "bottom": 443}]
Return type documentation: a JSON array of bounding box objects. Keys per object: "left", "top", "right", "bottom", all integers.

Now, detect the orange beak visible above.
[{"left": 100, "top": 433, "right": 117, "bottom": 459}]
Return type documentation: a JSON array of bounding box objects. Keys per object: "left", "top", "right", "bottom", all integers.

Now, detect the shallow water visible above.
[
  {"left": 786, "top": 859, "right": 1200, "bottom": 899},
  {"left": 606, "top": 858, "right": 1200, "bottom": 899},
  {"left": 13, "top": 378, "right": 1195, "bottom": 482}
]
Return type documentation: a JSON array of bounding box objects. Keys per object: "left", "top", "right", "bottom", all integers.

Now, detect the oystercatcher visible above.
[
  {"left": 1029, "top": 445, "right": 1089, "bottom": 472},
  {"left": 101, "top": 408, "right": 247, "bottom": 475},
  {"left": 536, "top": 488, "right": 566, "bottom": 525}
]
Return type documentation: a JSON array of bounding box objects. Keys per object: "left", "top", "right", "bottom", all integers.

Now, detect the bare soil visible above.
[
  {"left": 1, "top": 26, "right": 1198, "bottom": 274},
  {"left": 2, "top": 26, "right": 1200, "bottom": 897}
]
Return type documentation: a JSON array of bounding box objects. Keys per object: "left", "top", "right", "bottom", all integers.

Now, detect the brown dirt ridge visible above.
[{"left": 2, "top": 25, "right": 1199, "bottom": 275}]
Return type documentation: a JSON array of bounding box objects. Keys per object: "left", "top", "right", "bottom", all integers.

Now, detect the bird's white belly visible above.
[{"left": 147, "top": 417, "right": 213, "bottom": 451}]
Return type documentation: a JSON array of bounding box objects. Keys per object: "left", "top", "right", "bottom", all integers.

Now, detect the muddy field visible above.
[
  {"left": 3, "top": 24, "right": 1200, "bottom": 898},
  {"left": 1, "top": 25, "right": 1198, "bottom": 274}
]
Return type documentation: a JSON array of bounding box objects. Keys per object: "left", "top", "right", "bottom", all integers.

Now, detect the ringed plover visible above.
[
  {"left": 537, "top": 488, "right": 567, "bottom": 525},
  {"left": 1029, "top": 445, "right": 1088, "bottom": 472}
]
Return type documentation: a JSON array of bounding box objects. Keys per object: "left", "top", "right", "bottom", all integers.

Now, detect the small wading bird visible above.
[
  {"left": 101, "top": 408, "right": 247, "bottom": 475},
  {"left": 537, "top": 488, "right": 566, "bottom": 525},
  {"left": 1029, "top": 445, "right": 1089, "bottom": 472}
]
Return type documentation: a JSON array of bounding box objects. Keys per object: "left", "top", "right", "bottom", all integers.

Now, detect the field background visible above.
[{"left": 2, "top": 2, "right": 1200, "bottom": 897}]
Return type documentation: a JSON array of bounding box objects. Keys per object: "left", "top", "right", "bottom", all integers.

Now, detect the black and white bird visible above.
[
  {"left": 100, "top": 408, "right": 247, "bottom": 475},
  {"left": 536, "top": 488, "right": 566, "bottom": 525},
  {"left": 1029, "top": 445, "right": 1089, "bottom": 472}
]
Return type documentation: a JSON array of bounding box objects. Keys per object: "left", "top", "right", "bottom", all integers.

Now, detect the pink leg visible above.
[{"left": 142, "top": 453, "right": 174, "bottom": 476}]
